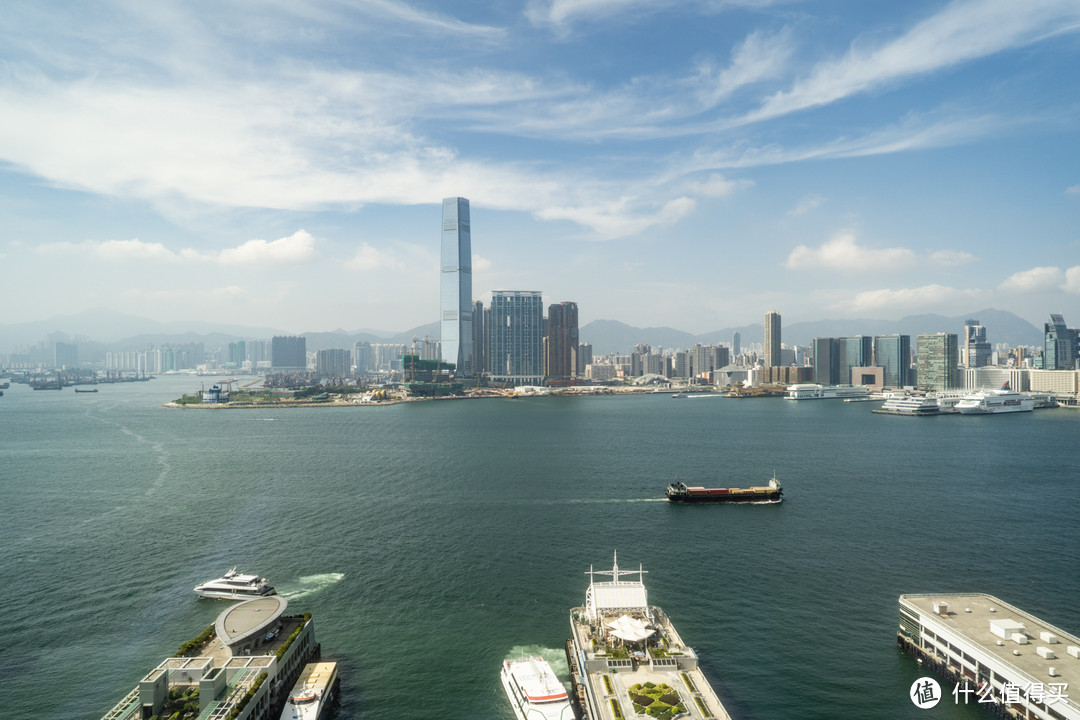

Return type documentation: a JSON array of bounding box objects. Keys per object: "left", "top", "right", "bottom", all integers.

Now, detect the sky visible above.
[{"left": 1, "top": 0, "right": 1079, "bottom": 335}]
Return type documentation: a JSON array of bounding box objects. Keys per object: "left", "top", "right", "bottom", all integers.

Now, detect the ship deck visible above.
[{"left": 569, "top": 606, "right": 731, "bottom": 720}]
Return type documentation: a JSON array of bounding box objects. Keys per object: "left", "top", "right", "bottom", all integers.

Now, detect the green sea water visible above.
[{"left": 1, "top": 376, "right": 1078, "bottom": 720}]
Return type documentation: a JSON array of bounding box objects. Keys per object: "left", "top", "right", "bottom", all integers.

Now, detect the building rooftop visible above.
[
  {"left": 215, "top": 595, "right": 287, "bottom": 648},
  {"left": 902, "top": 593, "right": 1080, "bottom": 692}
]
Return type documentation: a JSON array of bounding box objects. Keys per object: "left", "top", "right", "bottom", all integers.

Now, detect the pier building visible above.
[
  {"left": 100, "top": 596, "right": 320, "bottom": 720},
  {"left": 898, "top": 593, "right": 1080, "bottom": 720}
]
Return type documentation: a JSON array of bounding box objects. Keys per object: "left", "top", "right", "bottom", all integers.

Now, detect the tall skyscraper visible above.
[
  {"left": 471, "top": 300, "right": 487, "bottom": 376},
  {"left": 764, "top": 311, "right": 781, "bottom": 367},
  {"left": 812, "top": 337, "right": 839, "bottom": 385},
  {"left": 963, "top": 320, "right": 991, "bottom": 368},
  {"left": 546, "top": 301, "right": 579, "bottom": 381},
  {"left": 837, "top": 336, "right": 873, "bottom": 385},
  {"left": 441, "top": 197, "right": 474, "bottom": 376},
  {"left": 271, "top": 336, "right": 306, "bottom": 371},
  {"left": 489, "top": 291, "right": 544, "bottom": 386},
  {"left": 732, "top": 331, "right": 741, "bottom": 357},
  {"left": 916, "top": 334, "right": 959, "bottom": 391},
  {"left": 1043, "top": 313, "right": 1078, "bottom": 370},
  {"left": 873, "top": 334, "right": 911, "bottom": 388}
]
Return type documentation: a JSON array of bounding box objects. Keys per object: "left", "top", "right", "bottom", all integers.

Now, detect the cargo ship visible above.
[{"left": 666, "top": 473, "right": 782, "bottom": 503}]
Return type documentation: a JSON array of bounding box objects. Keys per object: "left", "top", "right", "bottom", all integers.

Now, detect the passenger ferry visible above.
[
  {"left": 784, "top": 384, "right": 869, "bottom": 400},
  {"left": 955, "top": 382, "right": 1035, "bottom": 414},
  {"left": 193, "top": 567, "right": 276, "bottom": 599},
  {"left": 280, "top": 662, "right": 339, "bottom": 720},
  {"left": 501, "top": 656, "right": 575, "bottom": 720},
  {"left": 567, "top": 553, "right": 732, "bottom": 720}
]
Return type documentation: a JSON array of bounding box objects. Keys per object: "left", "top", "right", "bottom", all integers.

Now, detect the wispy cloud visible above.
[
  {"left": 36, "top": 231, "right": 318, "bottom": 267},
  {"left": 1066, "top": 184, "right": 1080, "bottom": 196},
  {"left": 785, "top": 232, "right": 976, "bottom": 271},
  {"left": 739, "top": 0, "right": 1080, "bottom": 125},
  {"left": 785, "top": 194, "right": 824, "bottom": 217},
  {"left": 526, "top": 0, "right": 785, "bottom": 31}
]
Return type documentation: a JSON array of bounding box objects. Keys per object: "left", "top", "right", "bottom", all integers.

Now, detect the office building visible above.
[
  {"left": 898, "top": 593, "right": 1080, "bottom": 720},
  {"left": 812, "top": 338, "right": 839, "bottom": 385},
  {"left": 271, "top": 336, "right": 307, "bottom": 372},
  {"left": 440, "top": 197, "right": 475, "bottom": 376},
  {"left": 873, "top": 334, "right": 911, "bottom": 388},
  {"left": 916, "top": 333, "right": 959, "bottom": 391},
  {"left": 963, "top": 320, "right": 992, "bottom": 368},
  {"left": 546, "top": 301, "right": 579, "bottom": 381},
  {"left": 353, "top": 341, "right": 373, "bottom": 375},
  {"left": 227, "top": 341, "right": 246, "bottom": 368},
  {"left": 54, "top": 341, "right": 78, "bottom": 368},
  {"left": 732, "top": 331, "right": 741, "bottom": 357},
  {"left": 489, "top": 290, "right": 544, "bottom": 386},
  {"left": 764, "top": 311, "right": 781, "bottom": 368},
  {"left": 1044, "top": 314, "right": 1078, "bottom": 371},
  {"left": 837, "top": 336, "right": 873, "bottom": 385},
  {"left": 472, "top": 300, "right": 487, "bottom": 376}
]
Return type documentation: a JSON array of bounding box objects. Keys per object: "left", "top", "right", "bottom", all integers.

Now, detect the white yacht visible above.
[
  {"left": 193, "top": 567, "right": 276, "bottom": 599},
  {"left": 280, "top": 662, "right": 338, "bottom": 720},
  {"left": 956, "top": 383, "right": 1034, "bottom": 414},
  {"left": 501, "top": 656, "right": 575, "bottom": 720}
]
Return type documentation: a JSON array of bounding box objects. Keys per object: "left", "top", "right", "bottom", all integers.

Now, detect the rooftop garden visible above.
[{"left": 628, "top": 682, "right": 687, "bottom": 720}]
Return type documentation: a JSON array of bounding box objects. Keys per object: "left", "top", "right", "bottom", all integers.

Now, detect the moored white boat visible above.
[
  {"left": 501, "top": 656, "right": 574, "bottom": 720},
  {"left": 194, "top": 567, "right": 275, "bottom": 599},
  {"left": 280, "top": 662, "right": 338, "bottom": 720},
  {"left": 956, "top": 382, "right": 1034, "bottom": 414}
]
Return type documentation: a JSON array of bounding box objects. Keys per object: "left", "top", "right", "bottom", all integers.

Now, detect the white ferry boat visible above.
[
  {"left": 784, "top": 383, "right": 869, "bottom": 400},
  {"left": 568, "top": 553, "right": 732, "bottom": 720},
  {"left": 193, "top": 567, "right": 276, "bottom": 599},
  {"left": 956, "top": 382, "right": 1034, "bottom": 414},
  {"left": 280, "top": 662, "right": 339, "bottom": 720},
  {"left": 501, "top": 656, "right": 575, "bottom": 720}
]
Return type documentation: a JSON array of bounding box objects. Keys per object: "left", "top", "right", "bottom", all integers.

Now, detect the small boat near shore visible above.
[{"left": 666, "top": 473, "right": 782, "bottom": 503}]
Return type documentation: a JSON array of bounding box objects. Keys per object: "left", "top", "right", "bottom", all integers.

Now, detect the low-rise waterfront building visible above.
[
  {"left": 898, "top": 593, "right": 1080, "bottom": 720},
  {"left": 100, "top": 596, "right": 320, "bottom": 720}
]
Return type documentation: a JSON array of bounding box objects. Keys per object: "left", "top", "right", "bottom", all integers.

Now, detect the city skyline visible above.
[{"left": 1, "top": 2, "right": 1079, "bottom": 334}]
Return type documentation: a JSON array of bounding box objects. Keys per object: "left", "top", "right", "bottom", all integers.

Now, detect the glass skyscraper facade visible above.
[
  {"left": 1043, "top": 313, "right": 1078, "bottom": 370},
  {"left": 441, "top": 197, "right": 474, "bottom": 376},
  {"left": 489, "top": 291, "right": 544, "bottom": 386},
  {"left": 873, "top": 334, "right": 911, "bottom": 388},
  {"left": 812, "top": 337, "right": 838, "bottom": 385},
  {"left": 546, "top": 301, "right": 579, "bottom": 381}
]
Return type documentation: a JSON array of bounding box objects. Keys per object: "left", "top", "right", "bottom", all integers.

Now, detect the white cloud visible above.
[
  {"left": 785, "top": 232, "right": 978, "bottom": 271},
  {"left": 34, "top": 231, "right": 317, "bottom": 267},
  {"left": 928, "top": 249, "right": 978, "bottom": 267},
  {"left": 1066, "top": 185, "right": 1080, "bottom": 196},
  {"left": 785, "top": 232, "right": 915, "bottom": 270},
  {"left": 536, "top": 196, "right": 696, "bottom": 239},
  {"left": 346, "top": 243, "right": 406, "bottom": 272},
  {"left": 999, "top": 265, "right": 1080, "bottom": 294},
  {"left": 785, "top": 194, "right": 824, "bottom": 217},
  {"left": 841, "top": 284, "right": 986, "bottom": 313},
  {"left": 685, "top": 174, "right": 748, "bottom": 198},
  {"left": 1066, "top": 266, "right": 1080, "bottom": 294},
  {"left": 742, "top": 0, "right": 1080, "bottom": 125},
  {"left": 473, "top": 255, "right": 493, "bottom": 272},
  {"left": 216, "top": 230, "right": 318, "bottom": 267}
]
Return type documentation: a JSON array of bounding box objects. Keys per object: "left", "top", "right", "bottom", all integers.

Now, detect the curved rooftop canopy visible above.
[{"left": 215, "top": 595, "right": 288, "bottom": 648}]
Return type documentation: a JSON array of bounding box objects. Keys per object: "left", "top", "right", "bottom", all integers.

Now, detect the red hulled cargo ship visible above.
[{"left": 666, "top": 474, "right": 782, "bottom": 503}]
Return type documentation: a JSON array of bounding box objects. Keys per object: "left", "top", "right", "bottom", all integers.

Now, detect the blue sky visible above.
[{"left": 1, "top": 0, "right": 1078, "bottom": 335}]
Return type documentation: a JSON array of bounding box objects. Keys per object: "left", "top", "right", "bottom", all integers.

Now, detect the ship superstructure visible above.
[{"left": 567, "top": 553, "right": 731, "bottom": 720}]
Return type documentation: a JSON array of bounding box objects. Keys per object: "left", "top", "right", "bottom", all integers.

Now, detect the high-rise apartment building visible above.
[
  {"left": 353, "top": 341, "right": 373, "bottom": 375},
  {"left": 873, "top": 334, "right": 911, "bottom": 388},
  {"left": 271, "top": 336, "right": 306, "bottom": 371},
  {"left": 963, "top": 319, "right": 991, "bottom": 368},
  {"left": 546, "top": 301, "right": 579, "bottom": 381},
  {"left": 489, "top": 290, "right": 544, "bottom": 386},
  {"left": 315, "top": 348, "right": 350, "bottom": 377},
  {"left": 916, "top": 333, "right": 959, "bottom": 391},
  {"left": 440, "top": 197, "right": 474, "bottom": 376},
  {"left": 764, "top": 311, "right": 781, "bottom": 367},
  {"left": 472, "top": 300, "right": 487, "bottom": 376}
]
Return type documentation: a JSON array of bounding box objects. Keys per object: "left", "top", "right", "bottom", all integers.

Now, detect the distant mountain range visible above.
[
  {"left": 0, "top": 307, "right": 1045, "bottom": 357},
  {"left": 579, "top": 308, "right": 1045, "bottom": 355}
]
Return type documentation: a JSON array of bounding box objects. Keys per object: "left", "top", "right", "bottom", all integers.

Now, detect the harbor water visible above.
[{"left": 1, "top": 376, "right": 1078, "bottom": 720}]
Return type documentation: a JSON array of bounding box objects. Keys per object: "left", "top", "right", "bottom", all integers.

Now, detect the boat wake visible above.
[{"left": 279, "top": 572, "right": 345, "bottom": 600}]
